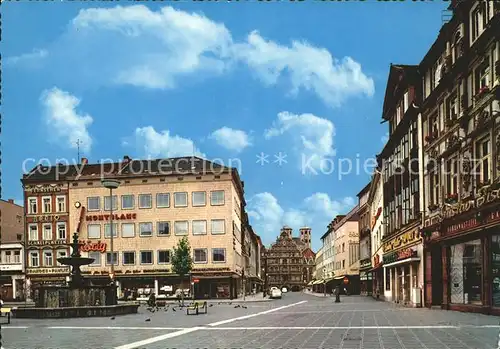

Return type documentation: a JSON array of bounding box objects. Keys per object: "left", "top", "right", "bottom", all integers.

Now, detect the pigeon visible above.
[
  {"left": 172, "top": 308, "right": 177, "bottom": 312},
  {"left": 228, "top": 302, "right": 232, "bottom": 305},
  {"left": 110, "top": 316, "right": 115, "bottom": 320},
  {"left": 234, "top": 305, "right": 240, "bottom": 308},
  {"left": 242, "top": 306, "right": 247, "bottom": 309},
  {"left": 209, "top": 304, "right": 214, "bottom": 307},
  {"left": 145, "top": 318, "right": 151, "bottom": 322},
  {"left": 165, "top": 308, "right": 168, "bottom": 312},
  {"left": 218, "top": 302, "right": 221, "bottom": 305}
]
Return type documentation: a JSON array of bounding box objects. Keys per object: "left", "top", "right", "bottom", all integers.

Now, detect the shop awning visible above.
[
  {"left": 383, "top": 257, "right": 420, "bottom": 268},
  {"left": 307, "top": 281, "right": 314, "bottom": 286},
  {"left": 334, "top": 276, "right": 345, "bottom": 280},
  {"left": 368, "top": 264, "right": 384, "bottom": 272},
  {"left": 324, "top": 277, "right": 335, "bottom": 283},
  {"left": 313, "top": 279, "right": 324, "bottom": 285}
]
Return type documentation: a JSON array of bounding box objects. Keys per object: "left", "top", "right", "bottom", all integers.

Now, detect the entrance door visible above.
[{"left": 431, "top": 247, "right": 443, "bottom": 305}]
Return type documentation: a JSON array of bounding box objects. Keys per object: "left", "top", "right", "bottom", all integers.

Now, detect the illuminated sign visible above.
[
  {"left": 26, "top": 267, "right": 69, "bottom": 275},
  {"left": 383, "top": 229, "right": 421, "bottom": 253},
  {"left": 446, "top": 210, "right": 500, "bottom": 235},
  {"left": 383, "top": 248, "right": 418, "bottom": 264},
  {"left": 79, "top": 240, "right": 106, "bottom": 253},
  {"left": 86, "top": 213, "right": 137, "bottom": 221}
]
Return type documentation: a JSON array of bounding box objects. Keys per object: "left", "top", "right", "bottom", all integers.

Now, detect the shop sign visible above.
[
  {"left": 446, "top": 210, "right": 500, "bottom": 235},
  {"left": 193, "top": 267, "right": 230, "bottom": 272},
  {"left": 373, "top": 254, "right": 381, "bottom": 268},
  {"left": 26, "top": 267, "right": 69, "bottom": 275},
  {"left": 79, "top": 240, "right": 106, "bottom": 253},
  {"left": 360, "top": 258, "right": 372, "bottom": 269},
  {"left": 26, "top": 184, "right": 63, "bottom": 194},
  {"left": 86, "top": 213, "right": 137, "bottom": 221},
  {"left": 371, "top": 207, "right": 382, "bottom": 230},
  {"left": 28, "top": 239, "right": 67, "bottom": 246},
  {"left": 31, "top": 214, "right": 63, "bottom": 223},
  {"left": 383, "top": 229, "right": 421, "bottom": 253},
  {"left": 441, "top": 189, "right": 500, "bottom": 219},
  {"left": 383, "top": 248, "right": 418, "bottom": 265},
  {"left": 193, "top": 278, "right": 200, "bottom": 283}
]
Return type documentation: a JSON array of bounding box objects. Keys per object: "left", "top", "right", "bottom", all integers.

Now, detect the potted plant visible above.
[{"left": 445, "top": 193, "right": 458, "bottom": 204}]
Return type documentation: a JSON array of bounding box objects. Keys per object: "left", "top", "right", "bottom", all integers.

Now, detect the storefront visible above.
[
  {"left": 422, "top": 188, "right": 500, "bottom": 315},
  {"left": 369, "top": 254, "right": 384, "bottom": 299},
  {"left": 359, "top": 258, "right": 373, "bottom": 296},
  {"left": 382, "top": 225, "right": 423, "bottom": 307}
]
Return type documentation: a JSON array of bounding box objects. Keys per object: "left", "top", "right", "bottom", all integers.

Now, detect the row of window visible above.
[
  {"left": 87, "top": 190, "right": 225, "bottom": 211},
  {"left": 28, "top": 248, "right": 227, "bottom": 267},
  {"left": 84, "top": 219, "right": 226, "bottom": 239},
  {"left": 28, "top": 222, "right": 67, "bottom": 241},
  {"left": 27, "top": 196, "right": 66, "bottom": 215},
  {"left": 0, "top": 250, "right": 21, "bottom": 264}
]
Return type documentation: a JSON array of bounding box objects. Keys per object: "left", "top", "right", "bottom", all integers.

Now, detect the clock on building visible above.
[{"left": 74, "top": 201, "right": 81, "bottom": 208}]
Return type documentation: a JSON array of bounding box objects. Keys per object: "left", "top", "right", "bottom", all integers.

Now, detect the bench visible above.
[
  {"left": 0, "top": 307, "right": 12, "bottom": 324},
  {"left": 186, "top": 301, "right": 207, "bottom": 315}
]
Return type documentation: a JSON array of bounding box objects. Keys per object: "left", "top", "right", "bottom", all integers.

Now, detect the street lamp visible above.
[{"left": 101, "top": 178, "right": 120, "bottom": 286}]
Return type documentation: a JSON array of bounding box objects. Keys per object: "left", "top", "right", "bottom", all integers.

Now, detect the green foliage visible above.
[{"left": 171, "top": 236, "right": 193, "bottom": 277}]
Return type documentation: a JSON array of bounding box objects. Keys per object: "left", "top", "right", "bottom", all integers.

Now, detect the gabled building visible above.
[
  {"left": 419, "top": 0, "right": 500, "bottom": 315},
  {"left": 379, "top": 64, "right": 425, "bottom": 307},
  {"left": 357, "top": 183, "right": 372, "bottom": 296}
]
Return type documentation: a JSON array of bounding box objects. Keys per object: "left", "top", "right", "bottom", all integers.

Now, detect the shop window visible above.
[
  {"left": 192, "top": 220, "right": 207, "bottom": 235},
  {"left": 87, "top": 197, "right": 100, "bottom": 211},
  {"left": 156, "top": 193, "right": 170, "bottom": 208},
  {"left": 211, "top": 219, "right": 225, "bottom": 235},
  {"left": 104, "top": 223, "right": 119, "bottom": 238},
  {"left": 104, "top": 195, "right": 118, "bottom": 211},
  {"left": 385, "top": 269, "right": 390, "bottom": 291},
  {"left": 192, "top": 191, "right": 206, "bottom": 207},
  {"left": 174, "top": 192, "right": 188, "bottom": 207},
  {"left": 139, "top": 194, "right": 152, "bottom": 209},
  {"left": 123, "top": 251, "right": 135, "bottom": 265},
  {"left": 106, "top": 252, "right": 118, "bottom": 266},
  {"left": 158, "top": 250, "right": 171, "bottom": 264},
  {"left": 449, "top": 240, "right": 482, "bottom": 305},
  {"left": 87, "top": 224, "right": 101, "bottom": 239},
  {"left": 139, "top": 222, "right": 152, "bottom": 237},
  {"left": 140, "top": 251, "right": 153, "bottom": 265},
  {"left": 122, "top": 223, "right": 135, "bottom": 238},
  {"left": 212, "top": 248, "right": 226, "bottom": 263},
  {"left": 491, "top": 235, "right": 500, "bottom": 307},
  {"left": 193, "top": 248, "right": 208, "bottom": 263},
  {"left": 121, "top": 195, "right": 134, "bottom": 210},
  {"left": 210, "top": 191, "right": 225, "bottom": 206},
  {"left": 157, "top": 222, "right": 170, "bottom": 236},
  {"left": 89, "top": 251, "right": 101, "bottom": 266},
  {"left": 28, "top": 197, "right": 37, "bottom": 214},
  {"left": 174, "top": 221, "right": 188, "bottom": 236}
]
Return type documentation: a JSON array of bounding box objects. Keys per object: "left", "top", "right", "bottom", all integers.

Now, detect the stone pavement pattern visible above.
[{"left": 2, "top": 293, "right": 500, "bottom": 348}]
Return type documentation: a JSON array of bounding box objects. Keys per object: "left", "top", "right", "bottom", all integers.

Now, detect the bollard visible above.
[{"left": 335, "top": 293, "right": 341, "bottom": 303}]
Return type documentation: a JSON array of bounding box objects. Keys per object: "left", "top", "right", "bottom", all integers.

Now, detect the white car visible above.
[
  {"left": 270, "top": 288, "right": 282, "bottom": 299},
  {"left": 281, "top": 287, "right": 288, "bottom": 293}
]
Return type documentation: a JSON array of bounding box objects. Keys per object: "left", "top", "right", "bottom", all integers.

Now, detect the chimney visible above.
[
  {"left": 8, "top": 199, "right": 14, "bottom": 204},
  {"left": 81, "top": 157, "right": 88, "bottom": 165}
]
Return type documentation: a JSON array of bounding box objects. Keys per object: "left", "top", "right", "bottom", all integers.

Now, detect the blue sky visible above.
[{"left": 2, "top": 1, "right": 448, "bottom": 250}]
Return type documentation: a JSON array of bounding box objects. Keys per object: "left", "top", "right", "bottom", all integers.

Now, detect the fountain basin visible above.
[
  {"left": 57, "top": 256, "right": 95, "bottom": 267},
  {"left": 12, "top": 304, "right": 139, "bottom": 319}
]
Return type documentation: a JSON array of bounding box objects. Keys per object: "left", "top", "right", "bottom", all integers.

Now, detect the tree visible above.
[{"left": 171, "top": 236, "right": 193, "bottom": 306}]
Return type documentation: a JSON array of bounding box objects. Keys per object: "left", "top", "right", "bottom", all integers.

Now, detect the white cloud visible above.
[
  {"left": 131, "top": 126, "right": 205, "bottom": 158},
  {"left": 233, "top": 31, "right": 375, "bottom": 107},
  {"left": 247, "top": 192, "right": 355, "bottom": 247},
  {"left": 11, "top": 5, "right": 374, "bottom": 107},
  {"left": 209, "top": 127, "right": 252, "bottom": 152},
  {"left": 264, "top": 111, "right": 336, "bottom": 171},
  {"left": 6, "top": 48, "right": 48, "bottom": 65},
  {"left": 40, "top": 87, "right": 93, "bottom": 153}
]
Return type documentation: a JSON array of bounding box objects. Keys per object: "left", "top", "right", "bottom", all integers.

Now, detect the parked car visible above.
[
  {"left": 281, "top": 287, "right": 288, "bottom": 293},
  {"left": 270, "top": 288, "right": 282, "bottom": 299}
]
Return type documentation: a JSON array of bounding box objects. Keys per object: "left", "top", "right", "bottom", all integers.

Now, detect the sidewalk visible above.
[{"left": 303, "top": 290, "right": 329, "bottom": 297}]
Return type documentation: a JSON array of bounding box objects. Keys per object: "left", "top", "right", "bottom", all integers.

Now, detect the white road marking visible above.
[
  {"left": 47, "top": 326, "right": 184, "bottom": 330},
  {"left": 202, "top": 325, "right": 500, "bottom": 330},
  {"left": 113, "top": 327, "right": 201, "bottom": 349},
  {"left": 207, "top": 300, "right": 307, "bottom": 327},
  {"left": 0, "top": 326, "right": 28, "bottom": 329},
  {"left": 112, "top": 300, "right": 307, "bottom": 348}
]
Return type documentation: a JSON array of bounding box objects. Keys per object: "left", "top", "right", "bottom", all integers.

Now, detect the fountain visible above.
[{"left": 13, "top": 233, "right": 139, "bottom": 318}]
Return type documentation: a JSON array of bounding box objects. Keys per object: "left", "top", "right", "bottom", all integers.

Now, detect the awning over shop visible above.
[
  {"left": 324, "top": 277, "right": 335, "bottom": 283},
  {"left": 334, "top": 276, "right": 344, "bottom": 280},
  {"left": 368, "top": 264, "right": 384, "bottom": 273},
  {"left": 313, "top": 279, "right": 324, "bottom": 285},
  {"left": 307, "top": 281, "right": 314, "bottom": 286},
  {"left": 383, "top": 257, "right": 420, "bottom": 268}
]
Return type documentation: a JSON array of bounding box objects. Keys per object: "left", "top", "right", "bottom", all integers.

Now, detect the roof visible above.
[
  {"left": 381, "top": 64, "right": 419, "bottom": 121},
  {"left": 356, "top": 182, "right": 371, "bottom": 198}
]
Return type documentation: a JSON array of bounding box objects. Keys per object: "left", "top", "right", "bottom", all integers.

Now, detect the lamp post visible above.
[
  {"left": 101, "top": 179, "right": 120, "bottom": 286},
  {"left": 323, "top": 267, "right": 327, "bottom": 297}
]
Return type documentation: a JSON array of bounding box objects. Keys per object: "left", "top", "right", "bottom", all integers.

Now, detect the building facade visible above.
[
  {"left": 367, "top": 171, "right": 385, "bottom": 298},
  {"left": 22, "top": 156, "right": 257, "bottom": 299},
  {"left": 420, "top": 0, "right": 500, "bottom": 315},
  {"left": 241, "top": 213, "right": 263, "bottom": 294},
  {"left": 357, "top": 183, "right": 372, "bottom": 296},
  {"left": 332, "top": 207, "right": 360, "bottom": 295},
  {"left": 379, "top": 64, "right": 425, "bottom": 307},
  {"left": 0, "top": 199, "right": 25, "bottom": 301},
  {"left": 314, "top": 220, "right": 338, "bottom": 292},
  {"left": 265, "top": 226, "right": 315, "bottom": 291}
]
